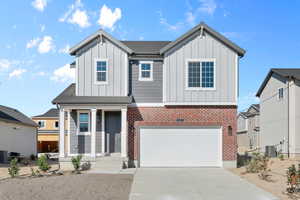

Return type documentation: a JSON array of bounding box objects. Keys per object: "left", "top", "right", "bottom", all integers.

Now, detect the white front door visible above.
[{"left": 140, "top": 127, "right": 222, "bottom": 167}]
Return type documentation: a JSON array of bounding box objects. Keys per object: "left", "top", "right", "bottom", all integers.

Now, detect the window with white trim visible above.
[
  {"left": 278, "top": 88, "right": 284, "bottom": 100},
  {"left": 38, "top": 121, "right": 45, "bottom": 128},
  {"left": 139, "top": 61, "right": 153, "bottom": 81},
  {"left": 187, "top": 60, "right": 215, "bottom": 89},
  {"left": 78, "top": 112, "right": 89, "bottom": 133},
  {"left": 54, "top": 121, "right": 59, "bottom": 128},
  {"left": 95, "top": 60, "right": 108, "bottom": 83}
]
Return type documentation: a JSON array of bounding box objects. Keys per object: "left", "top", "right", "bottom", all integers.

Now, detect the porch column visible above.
[
  {"left": 59, "top": 108, "right": 65, "bottom": 158},
  {"left": 121, "top": 108, "right": 128, "bottom": 158},
  {"left": 91, "top": 108, "right": 97, "bottom": 158},
  {"left": 101, "top": 110, "right": 105, "bottom": 154}
]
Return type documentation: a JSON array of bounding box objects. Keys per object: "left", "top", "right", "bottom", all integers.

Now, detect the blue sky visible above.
[{"left": 1, "top": 0, "right": 300, "bottom": 117}]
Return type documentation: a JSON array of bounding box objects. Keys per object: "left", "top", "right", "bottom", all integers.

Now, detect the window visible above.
[
  {"left": 54, "top": 121, "right": 59, "bottom": 128},
  {"left": 95, "top": 59, "right": 108, "bottom": 84},
  {"left": 78, "top": 112, "right": 89, "bottom": 134},
  {"left": 139, "top": 61, "right": 153, "bottom": 81},
  {"left": 38, "top": 121, "right": 45, "bottom": 128},
  {"left": 186, "top": 59, "right": 215, "bottom": 89},
  {"left": 278, "top": 88, "right": 284, "bottom": 100},
  {"left": 228, "top": 126, "right": 233, "bottom": 136}
]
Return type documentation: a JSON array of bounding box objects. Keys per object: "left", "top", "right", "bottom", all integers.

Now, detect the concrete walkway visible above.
[{"left": 129, "top": 168, "right": 279, "bottom": 200}]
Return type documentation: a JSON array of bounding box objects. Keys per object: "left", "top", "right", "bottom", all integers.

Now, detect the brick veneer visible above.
[{"left": 127, "top": 106, "right": 237, "bottom": 162}]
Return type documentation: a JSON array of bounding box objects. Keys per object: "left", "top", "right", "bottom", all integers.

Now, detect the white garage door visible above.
[{"left": 140, "top": 127, "right": 222, "bottom": 167}]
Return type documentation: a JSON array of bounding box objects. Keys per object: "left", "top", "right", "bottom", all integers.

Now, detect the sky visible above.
[{"left": 1, "top": 0, "right": 300, "bottom": 117}]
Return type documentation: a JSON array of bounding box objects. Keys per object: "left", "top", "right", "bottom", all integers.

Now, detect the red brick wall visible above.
[{"left": 127, "top": 106, "right": 237, "bottom": 161}]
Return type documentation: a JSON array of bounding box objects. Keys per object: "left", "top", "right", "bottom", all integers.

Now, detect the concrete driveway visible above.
[{"left": 129, "top": 168, "right": 279, "bottom": 200}]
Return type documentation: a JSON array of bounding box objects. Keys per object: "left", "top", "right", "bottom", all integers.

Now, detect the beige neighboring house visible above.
[
  {"left": 256, "top": 68, "right": 300, "bottom": 157},
  {"left": 237, "top": 104, "right": 260, "bottom": 153},
  {"left": 0, "top": 105, "right": 38, "bottom": 158}
]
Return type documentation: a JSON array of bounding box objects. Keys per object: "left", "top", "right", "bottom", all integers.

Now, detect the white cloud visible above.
[
  {"left": 51, "top": 64, "right": 75, "bottom": 82},
  {"left": 59, "top": 0, "right": 90, "bottom": 28},
  {"left": 68, "top": 9, "right": 90, "bottom": 28},
  {"left": 59, "top": 44, "right": 70, "bottom": 54},
  {"left": 98, "top": 4, "right": 122, "bottom": 31},
  {"left": 185, "top": 11, "right": 196, "bottom": 26},
  {"left": 38, "top": 36, "right": 54, "bottom": 54},
  {"left": 198, "top": 0, "right": 217, "bottom": 15},
  {"left": 40, "top": 24, "right": 46, "bottom": 32},
  {"left": 35, "top": 71, "right": 47, "bottom": 76},
  {"left": 158, "top": 11, "right": 183, "bottom": 31},
  {"left": 0, "top": 59, "right": 13, "bottom": 70},
  {"left": 9, "top": 69, "right": 27, "bottom": 79},
  {"left": 139, "top": 36, "right": 144, "bottom": 41},
  {"left": 238, "top": 92, "right": 259, "bottom": 111},
  {"left": 31, "top": 0, "right": 47, "bottom": 12},
  {"left": 26, "top": 38, "right": 41, "bottom": 49}
]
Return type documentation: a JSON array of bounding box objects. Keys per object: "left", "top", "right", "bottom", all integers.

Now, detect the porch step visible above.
[{"left": 89, "top": 156, "right": 125, "bottom": 174}]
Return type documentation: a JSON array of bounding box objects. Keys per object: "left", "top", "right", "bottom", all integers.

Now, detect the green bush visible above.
[
  {"left": 71, "top": 155, "right": 82, "bottom": 173},
  {"left": 37, "top": 154, "right": 51, "bottom": 172},
  {"left": 278, "top": 153, "right": 284, "bottom": 161},
  {"left": 8, "top": 158, "right": 20, "bottom": 178},
  {"left": 246, "top": 152, "right": 269, "bottom": 173}
]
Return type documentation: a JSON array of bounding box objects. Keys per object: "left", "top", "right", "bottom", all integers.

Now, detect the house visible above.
[
  {"left": 32, "top": 108, "right": 62, "bottom": 153},
  {"left": 256, "top": 68, "right": 300, "bottom": 157},
  {"left": 52, "top": 22, "right": 245, "bottom": 169},
  {"left": 237, "top": 104, "right": 260, "bottom": 153},
  {"left": 0, "top": 105, "right": 38, "bottom": 158}
]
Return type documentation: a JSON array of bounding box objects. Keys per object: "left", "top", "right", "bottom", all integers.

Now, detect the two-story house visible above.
[
  {"left": 237, "top": 104, "right": 260, "bottom": 153},
  {"left": 32, "top": 108, "right": 62, "bottom": 153},
  {"left": 52, "top": 22, "right": 245, "bottom": 170},
  {"left": 256, "top": 68, "right": 300, "bottom": 158}
]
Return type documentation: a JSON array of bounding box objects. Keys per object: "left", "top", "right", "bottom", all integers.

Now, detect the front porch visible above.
[{"left": 58, "top": 105, "right": 128, "bottom": 170}]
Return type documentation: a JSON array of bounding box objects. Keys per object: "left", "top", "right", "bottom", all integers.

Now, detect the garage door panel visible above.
[{"left": 140, "top": 128, "right": 222, "bottom": 167}]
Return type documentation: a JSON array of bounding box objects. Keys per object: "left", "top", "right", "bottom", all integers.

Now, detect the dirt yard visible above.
[
  {"left": 0, "top": 161, "right": 59, "bottom": 179},
  {"left": 0, "top": 173, "right": 133, "bottom": 200},
  {"left": 230, "top": 158, "right": 300, "bottom": 200}
]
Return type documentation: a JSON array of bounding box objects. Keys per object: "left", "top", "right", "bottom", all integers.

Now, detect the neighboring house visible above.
[
  {"left": 256, "top": 68, "right": 300, "bottom": 157},
  {"left": 0, "top": 105, "right": 38, "bottom": 157},
  {"left": 32, "top": 108, "right": 61, "bottom": 153},
  {"left": 52, "top": 22, "right": 245, "bottom": 169},
  {"left": 237, "top": 104, "right": 260, "bottom": 153}
]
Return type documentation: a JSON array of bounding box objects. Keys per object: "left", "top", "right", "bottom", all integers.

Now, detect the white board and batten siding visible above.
[
  {"left": 164, "top": 30, "right": 238, "bottom": 104},
  {"left": 0, "top": 121, "right": 37, "bottom": 157},
  {"left": 76, "top": 37, "right": 127, "bottom": 97},
  {"left": 140, "top": 127, "right": 222, "bottom": 167}
]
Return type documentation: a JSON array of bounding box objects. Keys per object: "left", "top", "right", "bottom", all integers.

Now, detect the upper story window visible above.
[
  {"left": 78, "top": 112, "right": 90, "bottom": 135},
  {"left": 186, "top": 59, "right": 215, "bottom": 90},
  {"left": 54, "top": 121, "right": 59, "bottom": 128},
  {"left": 38, "top": 121, "right": 45, "bottom": 128},
  {"left": 139, "top": 61, "right": 153, "bottom": 81},
  {"left": 95, "top": 59, "right": 108, "bottom": 84},
  {"left": 278, "top": 88, "right": 284, "bottom": 100}
]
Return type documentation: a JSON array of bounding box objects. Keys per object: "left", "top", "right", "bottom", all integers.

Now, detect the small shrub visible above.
[
  {"left": 287, "top": 164, "right": 298, "bottom": 193},
  {"left": 8, "top": 158, "right": 20, "bottom": 178},
  {"left": 278, "top": 153, "right": 284, "bottom": 161},
  {"left": 71, "top": 155, "right": 82, "bottom": 173},
  {"left": 30, "top": 167, "right": 40, "bottom": 177},
  {"left": 246, "top": 152, "right": 271, "bottom": 181},
  {"left": 258, "top": 156, "right": 271, "bottom": 181},
  {"left": 37, "top": 154, "right": 51, "bottom": 172},
  {"left": 30, "top": 154, "right": 36, "bottom": 161}
]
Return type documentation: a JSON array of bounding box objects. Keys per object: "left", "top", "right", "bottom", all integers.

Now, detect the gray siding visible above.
[
  {"left": 164, "top": 30, "right": 237, "bottom": 103},
  {"left": 237, "top": 116, "right": 247, "bottom": 132},
  {"left": 69, "top": 110, "right": 102, "bottom": 154},
  {"left": 77, "top": 37, "right": 127, "bottom": 96},
  {"left": 129, "top": 61, "right": 163, "bottom": 103},
  {"left": 260, "top": 73, "right": 288, "bottom": 153}
]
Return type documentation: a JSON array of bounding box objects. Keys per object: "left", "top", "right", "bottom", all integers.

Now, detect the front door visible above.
[{"left": 105, "top": 111, "right": 121, "bottom": 153}]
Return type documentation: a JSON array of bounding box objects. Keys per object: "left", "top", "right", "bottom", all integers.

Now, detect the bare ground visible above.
[
  {"left": 230, "top": 158, "right": 300, "bottom": 200},
  {"left": 0, "top": 173, "right": 133, "bottom": 200}
]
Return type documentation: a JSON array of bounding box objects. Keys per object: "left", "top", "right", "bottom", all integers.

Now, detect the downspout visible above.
[{"left": 287, "top": 77, "right": 290, "bottom": 158}]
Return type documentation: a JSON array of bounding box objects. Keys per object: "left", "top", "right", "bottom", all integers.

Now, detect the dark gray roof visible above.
[
  {"left": 121, "top": 41, "right": 171, "bottom": 54},
  {"left": 256, "top": 68, "right": 300, "bottom": 97},
  {"left": 239, "top": 104, "right": 260, "bottom": 118},
  {"left": 52, "top": 84, "right": 132, "bottom": 105},
  {"left": 160, "top": 22, "right": 246, "bottom": 57},
  {"left": 33, "top": 108, "right": 59, "bottom": 118},
  {"left": 0, "top": 105, "right": 38, "bottom": 127}
]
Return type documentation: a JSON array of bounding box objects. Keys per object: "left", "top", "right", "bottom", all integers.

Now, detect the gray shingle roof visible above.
[
  {"left": 121, "top": 41, "right": 171, "bottom": 54},
  {"left": 33, "top": 108, "right": 59, "bottom": 118},
  {"left": 256, "top": 68, "right": 300, "bottom": 97},
  {"left": 0, "top": 105, "right": 37, "bottom": 127},
  {"left": 52, "top": 84, "right": 132, "bottom": 104}
]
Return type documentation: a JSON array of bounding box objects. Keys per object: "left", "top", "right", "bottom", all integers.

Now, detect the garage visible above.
[{"left": 139, "top": 127, "right": 222, "bottom": 167}]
